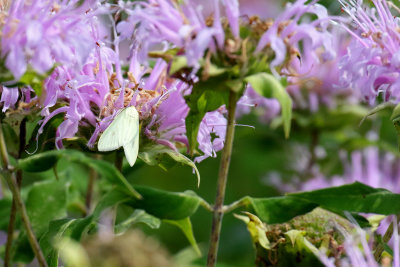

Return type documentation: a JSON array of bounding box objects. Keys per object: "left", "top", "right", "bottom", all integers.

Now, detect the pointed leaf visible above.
[
  {"left": 359, "top": 102, "right": 394, "bottom": 126},
  {"left": 235, "top": 212, "right": 270, "bottom": 249},
  {"left": 139, "top": 145, "right": 200, "bottom": 186},
  {"left": 127, "top": 186, "right": 201, "bottom": 220},
  {"left": 164, "top": 217, "right": 201, "bottom": 256},
  {"left": 13, "top": 180, "right": 68, "bottom": 262},
  {"left": 17, "top": 150, "right": 141, "bottom": 199},
  {"left": 185, "top": 75, "right": 231, "bottom": 152},
  {"left": 243, "top": 196, "right": 317, "bottom": 224},
  {"left": 115, "top": 210, "right": 161, "bottom": 233}
]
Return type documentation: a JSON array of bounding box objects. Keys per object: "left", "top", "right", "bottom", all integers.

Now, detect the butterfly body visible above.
[{"left": 98, "top": 106, "right": 139, "bottom": 167}]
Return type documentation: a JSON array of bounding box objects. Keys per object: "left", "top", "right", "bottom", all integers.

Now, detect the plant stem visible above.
[
  {"left": 0, "top": 123, "right": 48, "bottom": 267},
  {"left": 222, "top": 198, "right": 248, "bottom": 214},
  {"left": 374, "top": 215, "right": 400, "bottom": 261},
  {"left": 207, "top": 91, "right": 238, "bottom": 267},
  {"left": 199, "top": 197, "right": 213, "bottom": 212},
  {"left": 5, "top": 119, "right": 26, "bottom": 267}
]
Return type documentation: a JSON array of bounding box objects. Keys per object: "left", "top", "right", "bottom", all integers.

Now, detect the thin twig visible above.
[
  {"left": 0, "top": 122, "right": 47, "bottom": 267},
  {"left": 207, "top": 91, "right": 238, "bottom": 267},
  {"left": 199, "top": 197, "right": 213, "bottom": 212},
  {"left": 222, "top": 198, "right": 248, "bottom": 214}
]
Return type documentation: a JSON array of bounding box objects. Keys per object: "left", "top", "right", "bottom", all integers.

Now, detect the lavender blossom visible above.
[
  {"left": 338, "top": 0, "right": 400, "bottom": 104},
  {"left": 0, "top": 86, "right": 18, "bottom": 112},
  {"left": 29, "top": 8, "right": 227, "bottom": 163},
  {"left": 266, "top": 141, "right": 400, "bottom": 194},
  {"left": 319, "top": 216, "right": 399, "bottom": 267},
  {"left": 237, "top": 29, "right": 355, "bottom": 123},
  {"left": 119, "top": 0, "right": 334, "bottom": 76},
  {"left": 1, "top": 0, "right": 97, "bottom": 80},
  {"left": 236, "top": 85, "right": 281, "bottom": 123},
  {"left": 117, "top": 0, "right": 231, "bottom": 67}
]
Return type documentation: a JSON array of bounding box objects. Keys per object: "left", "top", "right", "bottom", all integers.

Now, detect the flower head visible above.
[
  {"left": 338, "top": 0, "right": 400, "bottom": 104},
  {"left": 1, "top": 0, "right": 97, "bottom": 80}
]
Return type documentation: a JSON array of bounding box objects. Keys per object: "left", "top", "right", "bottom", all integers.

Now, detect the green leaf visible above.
[
  {"left": 25, "top": 113, "right": 64, "bottom": 153},
  {"left": 139, "top": 146, "right": 200, "bottom": 186},
  {"left": 245, "top": 73, "right": 292, "bottom": 138},
  {"left": 288, "top": 182, "right": 400, "bottom": 215},
  {"left": 17, "top": 150, "right": 62, "bottom": 172},
  {"left": 390, "top": 102, "right": 400, "bottom": 122},
  {"left": 243, "top": 196, "right": 317, "bottom": 224},
  {"left": 13, "top": 180, "right": 68, "bottom": 262},
  {"left": 164, "top": 217, "right": 201, "bottom": 256},
  {"left": 238, "top": 183, "right": 400, "bottom": 225},
  {"left": 185, "top": 77, "right": 231, "bottom": 152},
  {"left": 76, "top": 156, "right": 141, "bottom": 199},
  {"left": 0, "top": 198, "right": 12, "bottom": 231},
  {"left": 127, "top": 186, "right": 201, "bottom": 220},
  {"left": 391, "top": 103, "right": 400, "bottom": 149},
  {"left": 40, "top": 219, "right": 77, "bottom": 267},
  {"left": 115, "top": 210, "right": 161, "bottom": 233},
  {"left": 359, "top": 102, "right": 394, "bottom": 126},
  {"left": 39, "top": 190, "right": 126, "bottom": 266},
  {"left": 92, "top": 190, "right": 131, "bottom": 218},
  {"left": 39, "top": 187, "right": 201, "bottom": 265},
  {"left": 17, "top": 150, "right": 141, "bottom": 199},
  {"left": 26, "top": 181, "right": 68, "bottom": 235},
  {"left": 234, "top": 212, "right": 270, "bottom": 249}
]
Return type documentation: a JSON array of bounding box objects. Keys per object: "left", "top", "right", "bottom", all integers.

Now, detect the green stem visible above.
[
  {"left": 5, "top": 119, "right": 26, "bottom": 267},
  {"left": 199, "top": 197, "right": 213, "bottom": 212},
  {"left": 207, "top": 91, "right": 238, "bottom": 267},
  {"left": 0, "top": 123, "right": 48, "bottom": 267},
  {"left": 222, "top": 198, "right": 248, "bottom": 214}
]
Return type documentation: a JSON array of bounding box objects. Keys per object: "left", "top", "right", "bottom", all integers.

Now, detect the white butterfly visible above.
[{"left": 98, "top": 106, "right": 139, "bottom": 167}]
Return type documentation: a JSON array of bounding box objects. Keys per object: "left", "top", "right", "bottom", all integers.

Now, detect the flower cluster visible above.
[
  {"left": 266, "top": 139, "right": 400, "bottom": 194},
  {"left": 319, "top": 216, "right": 399, "bottom": 267},
  {"left": 0, "top": 0, "right": 228, "bottom": 163},
  {"left": 338, "top": 0, "right": 400, "bottom": 104}
]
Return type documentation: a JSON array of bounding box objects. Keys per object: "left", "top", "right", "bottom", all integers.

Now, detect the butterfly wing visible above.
[
  {"left": 98, "top": 106, "right": 140, "bottom": 156},
  {"left": 123, "top": 129, "right": 139, "bottom": 167}
]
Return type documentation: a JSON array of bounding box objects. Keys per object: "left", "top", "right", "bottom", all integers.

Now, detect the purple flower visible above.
[
  {"left": 2, "top": 0, "right": 97, "bottom": 80},
  {"left": 238, "top": 0, "right": 281, "bottom": 20},
  {"left": 143, "top": 80, "right": 227, "bottom": 162},
  {"left": 267, "top": 138, "right": 400, "bottom": 194},
  {"left": 117, "top": 0, "right": 237, "bottom": 68},
  {"left": 0, "top": 86, "right": 18, "bottom": 112},
  {"left": 236, "top": 85, "right": 281, "bottom": 122},
  {"left": 255, "top": 0, "right": 335, "bottom": 77},
  {"left": 319, "top": 216, "right": 399, "bottom": 267},
  {"left": 338, "top": 0, "right": 400, "bottom": 104},
  {"left": 35, "top": 14, "right": 227, "bottom": 162},
  {"left": 237, "top": 29, "right": 355, "bottom": 121}
]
